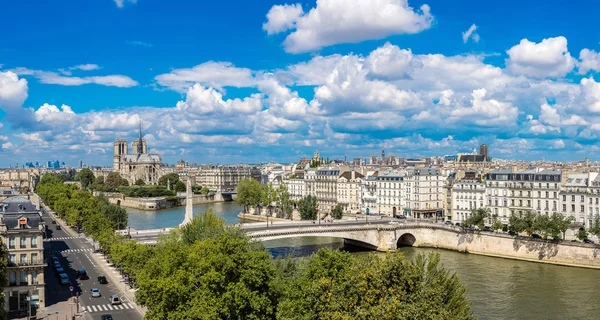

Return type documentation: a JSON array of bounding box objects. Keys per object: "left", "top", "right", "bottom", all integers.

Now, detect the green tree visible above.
[
  {"left": 261, "top": 183, "right": 277, "bottom": 217},
  {"left": 135, "top": 230, "right": 278, "bottom": 320},
  {"left": 331, "top": 204, "right": 344, "bottom": 220},
  {"left": 549, "top": 212, "right": 574, "bottom": 240},
  {"left": 175, "top": 180, "right": 186, "bottom": 193},
  {"left": 491, "top": 215, "right": 504, "bottom": 232},
  {"left": 589, "top": 215, "right": 600, "bottom": 238},
  {"left": 200, "top": 186, "right": 209, "bottom": 195},
  {"left": 577, "top": 228, "right": 588, "bottom": 241},
  {"left": 158, "top": 173, "right": 180, "bottom": 190},
  {"left": 509, "top": 210, "right": 537, "bottom": 235},
  {"left": 275, "top": 185, "right": 293, "bottom": 219},
  {"left": 178, "top": 209, "right": 226, "bottom": 245},
  {"left": 298, "top": 195, "right": 318, "bottom": 220},
  {"left": 236, "top": 178, "right": 262, "bottom": 213},
  {"left": 276, "top": 249, "right": 474, "bottom": 320},
  {"left": 134, "top": 178, "right": 146, "bottom": 186},
  {"left": 96, "top": 175, "right": 105, "bottom": 184},
  {"left": 74, "top": 168, "right": 95, "bottom": 189},
  {"left": 105, "top": 172, "right": 129, "bottom": 191},
  {"left": 533, "top": 213, "right": 551, "bottom": 239},
  {"left": 462, "top": 208, "right": 490, "bottom": 229}
]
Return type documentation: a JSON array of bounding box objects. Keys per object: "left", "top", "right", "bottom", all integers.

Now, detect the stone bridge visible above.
[{"left": 246, "top": 222, "right": 463, "bottom": 251}]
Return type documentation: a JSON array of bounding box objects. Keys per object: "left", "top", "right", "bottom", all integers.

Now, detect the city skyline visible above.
[{"left": 2, "top": 0, "right": 600, "bottom": 166}]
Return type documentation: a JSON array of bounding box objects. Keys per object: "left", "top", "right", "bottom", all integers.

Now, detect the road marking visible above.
[{"left": 83, "top": 303, "right": 132, "bottom": 313}]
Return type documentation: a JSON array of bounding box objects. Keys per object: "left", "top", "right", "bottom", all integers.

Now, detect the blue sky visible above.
[{"left": 1, "top": 0, "right": 600, "bottom": 167}]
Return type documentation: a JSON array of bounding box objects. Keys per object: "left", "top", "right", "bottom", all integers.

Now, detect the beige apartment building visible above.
[
  {"left": 1, "top": 196, "right": 45, "bottom": 312},
  {"left": 337, "top": 171, "right": 364, "bottom": 214}
]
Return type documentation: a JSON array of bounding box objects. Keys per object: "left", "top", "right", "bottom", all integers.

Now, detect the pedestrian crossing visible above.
[
  {"left": 44, "top": 236, "right": 80, "bottom": 241},
  {"left": 58, "top": 248, "right": 93, "bottom": 253},
  {"left": 82, "top": 303, "right": 135, "bottom": 313}
]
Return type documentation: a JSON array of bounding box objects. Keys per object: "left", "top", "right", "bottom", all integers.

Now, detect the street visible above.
[{"left": 40, "top": 209, "right": 143, "bottom": 320}]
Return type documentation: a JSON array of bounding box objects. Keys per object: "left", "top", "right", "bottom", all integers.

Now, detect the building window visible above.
[
  {"left": 572, "top": 195, "right": 575, "bottom": 202},
  {"left": 32, "top": 271, "right": 38, "bottom": 285},
  {"left": 31, "top": 253, "right": 38, "bottom": 264},
  {"left": 572, "top": 204, "right": 575, "bottom": 212},
  {"left": 8, "top": 237, "right": 15, "bottom": 249},
  {"left": 581, "top": 205, "right": 585, "bottom": 213},
  {"left": 8, "top": 254, "right": 15, "bottom": 265},
  {"left": 563, "top": 204, "right": 566, "bottom": 212},
  {"left": 581, "top": 195, "right": 585, "bottom": 202},
  {"left": 9, "top": 272, "right": 16, "bottom": 286},
  {"left": 545, "top": 191, "right": 549, "bottom": 198},
  {"left": 20, "top": 237, "right": 26, "bottom": 249},
  {"left": 20, "top": 254, "right": 26, "bottom": 264},
  {"left": 30, "top": 236, "right": 37, "bottom": 248},
  {"left": 563, "top": 195, "right": 566, "bottom": 201},
  {"left": 19, "top": 272, "right": 27, "bottom": 285}
]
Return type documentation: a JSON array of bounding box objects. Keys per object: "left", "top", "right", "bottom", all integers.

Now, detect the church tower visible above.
[{"left": 113, "top": 139, "right": 128, "bottom": 170}]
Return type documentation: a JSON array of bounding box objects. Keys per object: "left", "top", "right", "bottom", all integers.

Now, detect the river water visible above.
[{"left": 126, "top": 203, "right": 600, "bottom": 320}]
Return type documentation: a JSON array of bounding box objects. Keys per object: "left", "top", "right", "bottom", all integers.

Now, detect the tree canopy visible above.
[
  {"left": 158, "top": 173, "right": 180, "bottom": 190},
  {"left": 331, "top": 204, "right": 344, "bottom": 220},
  {"left": 298, "top": 195, "right": 318, "bottom": 220},
  {"left": 74, "top": 168, "right": 95, "bottom": 189}
]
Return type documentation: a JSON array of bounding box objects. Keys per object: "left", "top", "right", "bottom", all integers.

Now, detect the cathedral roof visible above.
[{"left": 123, "top": 154, "right": 162, "bottom": 164}]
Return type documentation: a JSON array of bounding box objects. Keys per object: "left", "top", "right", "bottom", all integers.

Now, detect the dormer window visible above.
[
  {"left": 17, "top": 204, "right": 25, "bottom": 212},
  {"left": 19, "top": 217, "right": 27, "bottom": 229}
]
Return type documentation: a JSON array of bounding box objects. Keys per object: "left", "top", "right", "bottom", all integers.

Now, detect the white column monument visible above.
[{"left": 180, "top": 178, "right": 194, "bottom": 226}]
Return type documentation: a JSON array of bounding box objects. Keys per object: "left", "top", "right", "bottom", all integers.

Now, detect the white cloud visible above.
[
  {"left": 552, "top": 139, "right": 566, "bottom": 149},
  {"left": 0, "top": 71, "right": 28, "bottom": 112},
  {"left": 264, "top": 0, "right": 433, "bottom": 53},
  {"left": 1, "top": 142, "right": 13, "bottom": 150},
  {"left": 578, "top": 49, "right": 600, "bottom": 74},
  {"left": 34, "top": 103, "right": 76, "bottom": 124},
  {"left": 236, "top": 137, "right": 254, "bottom": 145},
  {"left": 72, "top": 64, "right": 100, "bottom": 71},
  {"left": 580, "top": 77, "right": 600, "bottom": 113},
  {"left": 16, "top": 132, "right": 43, "bottom": 142},
  {"left": 114, "top": 0, "right": 137, "bottom": 8},
  {"left": 365, "top": 42, "right": 420, "bottom": 80},
  {"left": 13, "top": 68, "right": 137, "bottom": 88},
  {"left": 506, "top": 36, "right": 575, "bottom": 78},
  {"left": 155, "top": 61, "right": 255, "bottom": 92},
  {"left": 175, "top": 84, "right": 262, "bottom": 115},
  {"left": 462, "top": 24, "right": 480, "bottom": 44},
  {"left": 263, "top": 4, "right": 304, "bottom": 34},
  {"left": 450, "top": 88, "right": 518, "bottom": 126}
]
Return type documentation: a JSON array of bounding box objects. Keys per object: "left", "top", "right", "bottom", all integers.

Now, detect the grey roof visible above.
[
  {"left": 409, "top": 168, "right": 440, "bottom": 176},
  {"left": 1, "top": 196, "right": 38, "bottom": 213},
  {"left": 2, "top": 213, "right": 42, "bottom": 229},
  {"left": 122, "top": 154, "right": 161, "bottom": 163}
]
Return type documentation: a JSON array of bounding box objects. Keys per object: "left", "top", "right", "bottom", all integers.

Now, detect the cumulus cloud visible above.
[
  {"left": 175, "top": 84, "right": 262, "bottom": 115},
  {"left": 449, "top": 88, "right": 518, "bottom": 126},
  {"left": 236, "top": 137, "right": 254, "bottom": 145},
  {"left": 264, "top": 0, "right": 433, "bottom": 53},
  {"left": 155, "top": 61, "right": 255, "bottom": 92},
  {"left": 365, "top": 42, "right": 421, "bottom": 80},
  {"left": 1, "top": 142, "right": 13, "bottom": 150},
  {"left": 0, "top": 71, "right": 28, "bottom": 111},
  {"left": 579, "top": 49, "right": 600, "bottom": 74},
  {"left": 462, "top": 24, "right": 480, "bottom": 44},
  {"left": 506, "top": 36, "right": 575, "bottom": 78}
]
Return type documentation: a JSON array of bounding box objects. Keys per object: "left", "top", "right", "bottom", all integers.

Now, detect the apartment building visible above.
[
  {"left": 337, "top": 171, "right": 364, "bottom": 214},
  {"left": 196, "top": 165, "right": 259, "bottom": 191},
  {"left": 311, "top": 169, "right": 340, "bottom": 212},
  {"left": 1, "top": 196, "right": 45, "bottom": 312},
  {"left": 560, "top": 172, "right": 600, "bottom": 228},
  {"left": 360, "top": 176, "right": 377, "bottom": 215},
  {"left": 405, "top": 168, "right": 443, "bottom": 219},
  {"left": 375, "top": 171, "right": 405, "bottom": 216},
  {"left": 451, "top": 179, "right": 486, "bottom": 224},
  {"left": 284, "top": 178, "right": 305, "bottom": 202},
  {"left": 486, "top": 169, "right": 562, "bottom": 224}
]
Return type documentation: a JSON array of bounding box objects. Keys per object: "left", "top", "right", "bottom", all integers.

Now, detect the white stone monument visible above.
[{"left": 180, "top": 178, "right": 194, "bottom": 226}]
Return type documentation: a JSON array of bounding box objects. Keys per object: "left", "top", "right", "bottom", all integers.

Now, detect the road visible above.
[
  {"left": 41, "top": 209, "right": 143, "bottom": 320},
  {"left": 129, "top": 216, "right": 399, "bottom": 243}
]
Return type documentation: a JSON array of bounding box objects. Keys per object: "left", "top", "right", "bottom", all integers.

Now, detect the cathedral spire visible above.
[{"left": 137, "top": 120, "right": 143, "bottom": 155}]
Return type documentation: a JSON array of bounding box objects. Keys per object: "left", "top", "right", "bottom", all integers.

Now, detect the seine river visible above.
[{"left": 127, "top": 202, "right": 600, "bottom": 320}]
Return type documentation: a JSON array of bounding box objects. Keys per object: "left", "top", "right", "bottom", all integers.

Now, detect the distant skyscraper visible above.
[
  {"left": 79, "top": 160, "right": 83, "bottom": 168},
  {"left": 480, "top": 144, "right": 489, "bottom": 161}
]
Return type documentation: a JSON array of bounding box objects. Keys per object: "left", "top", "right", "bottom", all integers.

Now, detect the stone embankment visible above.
[{"left": 94, "top": 191, "right": 223, "bottom": 210}]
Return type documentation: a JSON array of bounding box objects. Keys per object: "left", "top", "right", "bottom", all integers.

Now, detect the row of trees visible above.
[
  {"left": 37, "top": 173, "right": 128, "bottom": 230},
  {"left": 99, "top": 209, "right": 475, "bottom": 319},
  {"left": 462, "top": 208, "right": 600, "bottom": 241},
  {"left": 236, "top": 179, "right": 294, "bottom": 219}
]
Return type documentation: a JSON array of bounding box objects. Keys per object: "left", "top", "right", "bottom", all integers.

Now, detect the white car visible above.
[
  {"left": 388, "top": 221, "right": 399, "bottom": 225},
  {"left": 110, "top": 295, "right": 121, "bottom": 305},
  {"left": 91, "top": 288, "right": 101, "bottom": 298}
]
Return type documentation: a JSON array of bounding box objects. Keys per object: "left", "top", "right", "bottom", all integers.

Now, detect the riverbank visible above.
[
  {"left": 101, "top": 192, "right": 226, "bottom": 211},
  {"left": 236, "top": 212, "right": 290, "bottom": 222}
]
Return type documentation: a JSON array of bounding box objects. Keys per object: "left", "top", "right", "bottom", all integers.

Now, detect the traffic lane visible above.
[{"left": 83, "top": 306, "right": 142, "bottom": 320}]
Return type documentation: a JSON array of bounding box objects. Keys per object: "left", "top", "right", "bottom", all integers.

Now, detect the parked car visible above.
[
  {"left": 584, "top": 238, "right": 595, "bottom": 244},
  {"left": 97, "top": 276, "right": 108, "bottom": 284},
  {"left": 52, "top": 256, "right": 59, "bottom": 263},
  {"left": 508, "top": 230, "right": 517, "bottom": 236},
  {"left": 55, "top": 267, "right": 65, "bottom": 275},
  {"left": 53, "top": 260, "right": 61, "bottom": 268},
  {"left": 388, "top": 221, "right": 398, "bottom": 225},
  {"left": 110, "top": 295, "right": 121, "bottom": 305},
  {"left": 531, "top": 233, "right": 542, "bottom": 239},
  {"left": 444, "top": 221, "right": 452, "bottom": 225},
  {"left": 101, "top": 315, "right": 113, "bottom": 320},
  {"left": 571, "top": 239, "right": 579, "bottom": 243},
  {"left": 59, "top": 273, "right": 69, "bottom": 285},
  {"left": 51, "top": 220, "right": 56, "bottom": 224},
  {"left": 483, "top": 226, "right": 493, "bottom": 232},
  {"left": 77, "top": 269, "right": 88, "bottom": 280},
  {"left": 455, "top": 222, "right": 461, "bottom": 227},
  {"left": 91, "top": 288, "right": 101, "bottom": 298},
  {"left": 56, "top": 225, "right": 61, "bottom": 230},
  {"left": 396, "top": 215, "right": 407, "bottom": 220}
]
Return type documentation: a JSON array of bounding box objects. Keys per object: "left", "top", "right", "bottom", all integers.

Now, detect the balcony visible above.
[{"left": 8, "top": 259, "right": 46, "bottom": 268}]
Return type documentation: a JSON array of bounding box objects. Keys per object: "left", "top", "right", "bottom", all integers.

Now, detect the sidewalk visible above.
[{"left": 46, "top": 207, "right": 147, "bottom": 316}]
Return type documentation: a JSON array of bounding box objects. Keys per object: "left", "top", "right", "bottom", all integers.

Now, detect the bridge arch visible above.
[{"left": 397, "top": 233, "right": 416, "bottom": 247}]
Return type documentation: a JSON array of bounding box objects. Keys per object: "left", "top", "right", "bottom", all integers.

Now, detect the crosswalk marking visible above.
[
  {"left": 44, "top": 236, "right": 80, "bottom": 241},
  {"left": 82, "top": 303, "right": 133, "bottom": 313},
  {"left": 58, "top": 248, "right": 93, "bottom": 254}
]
